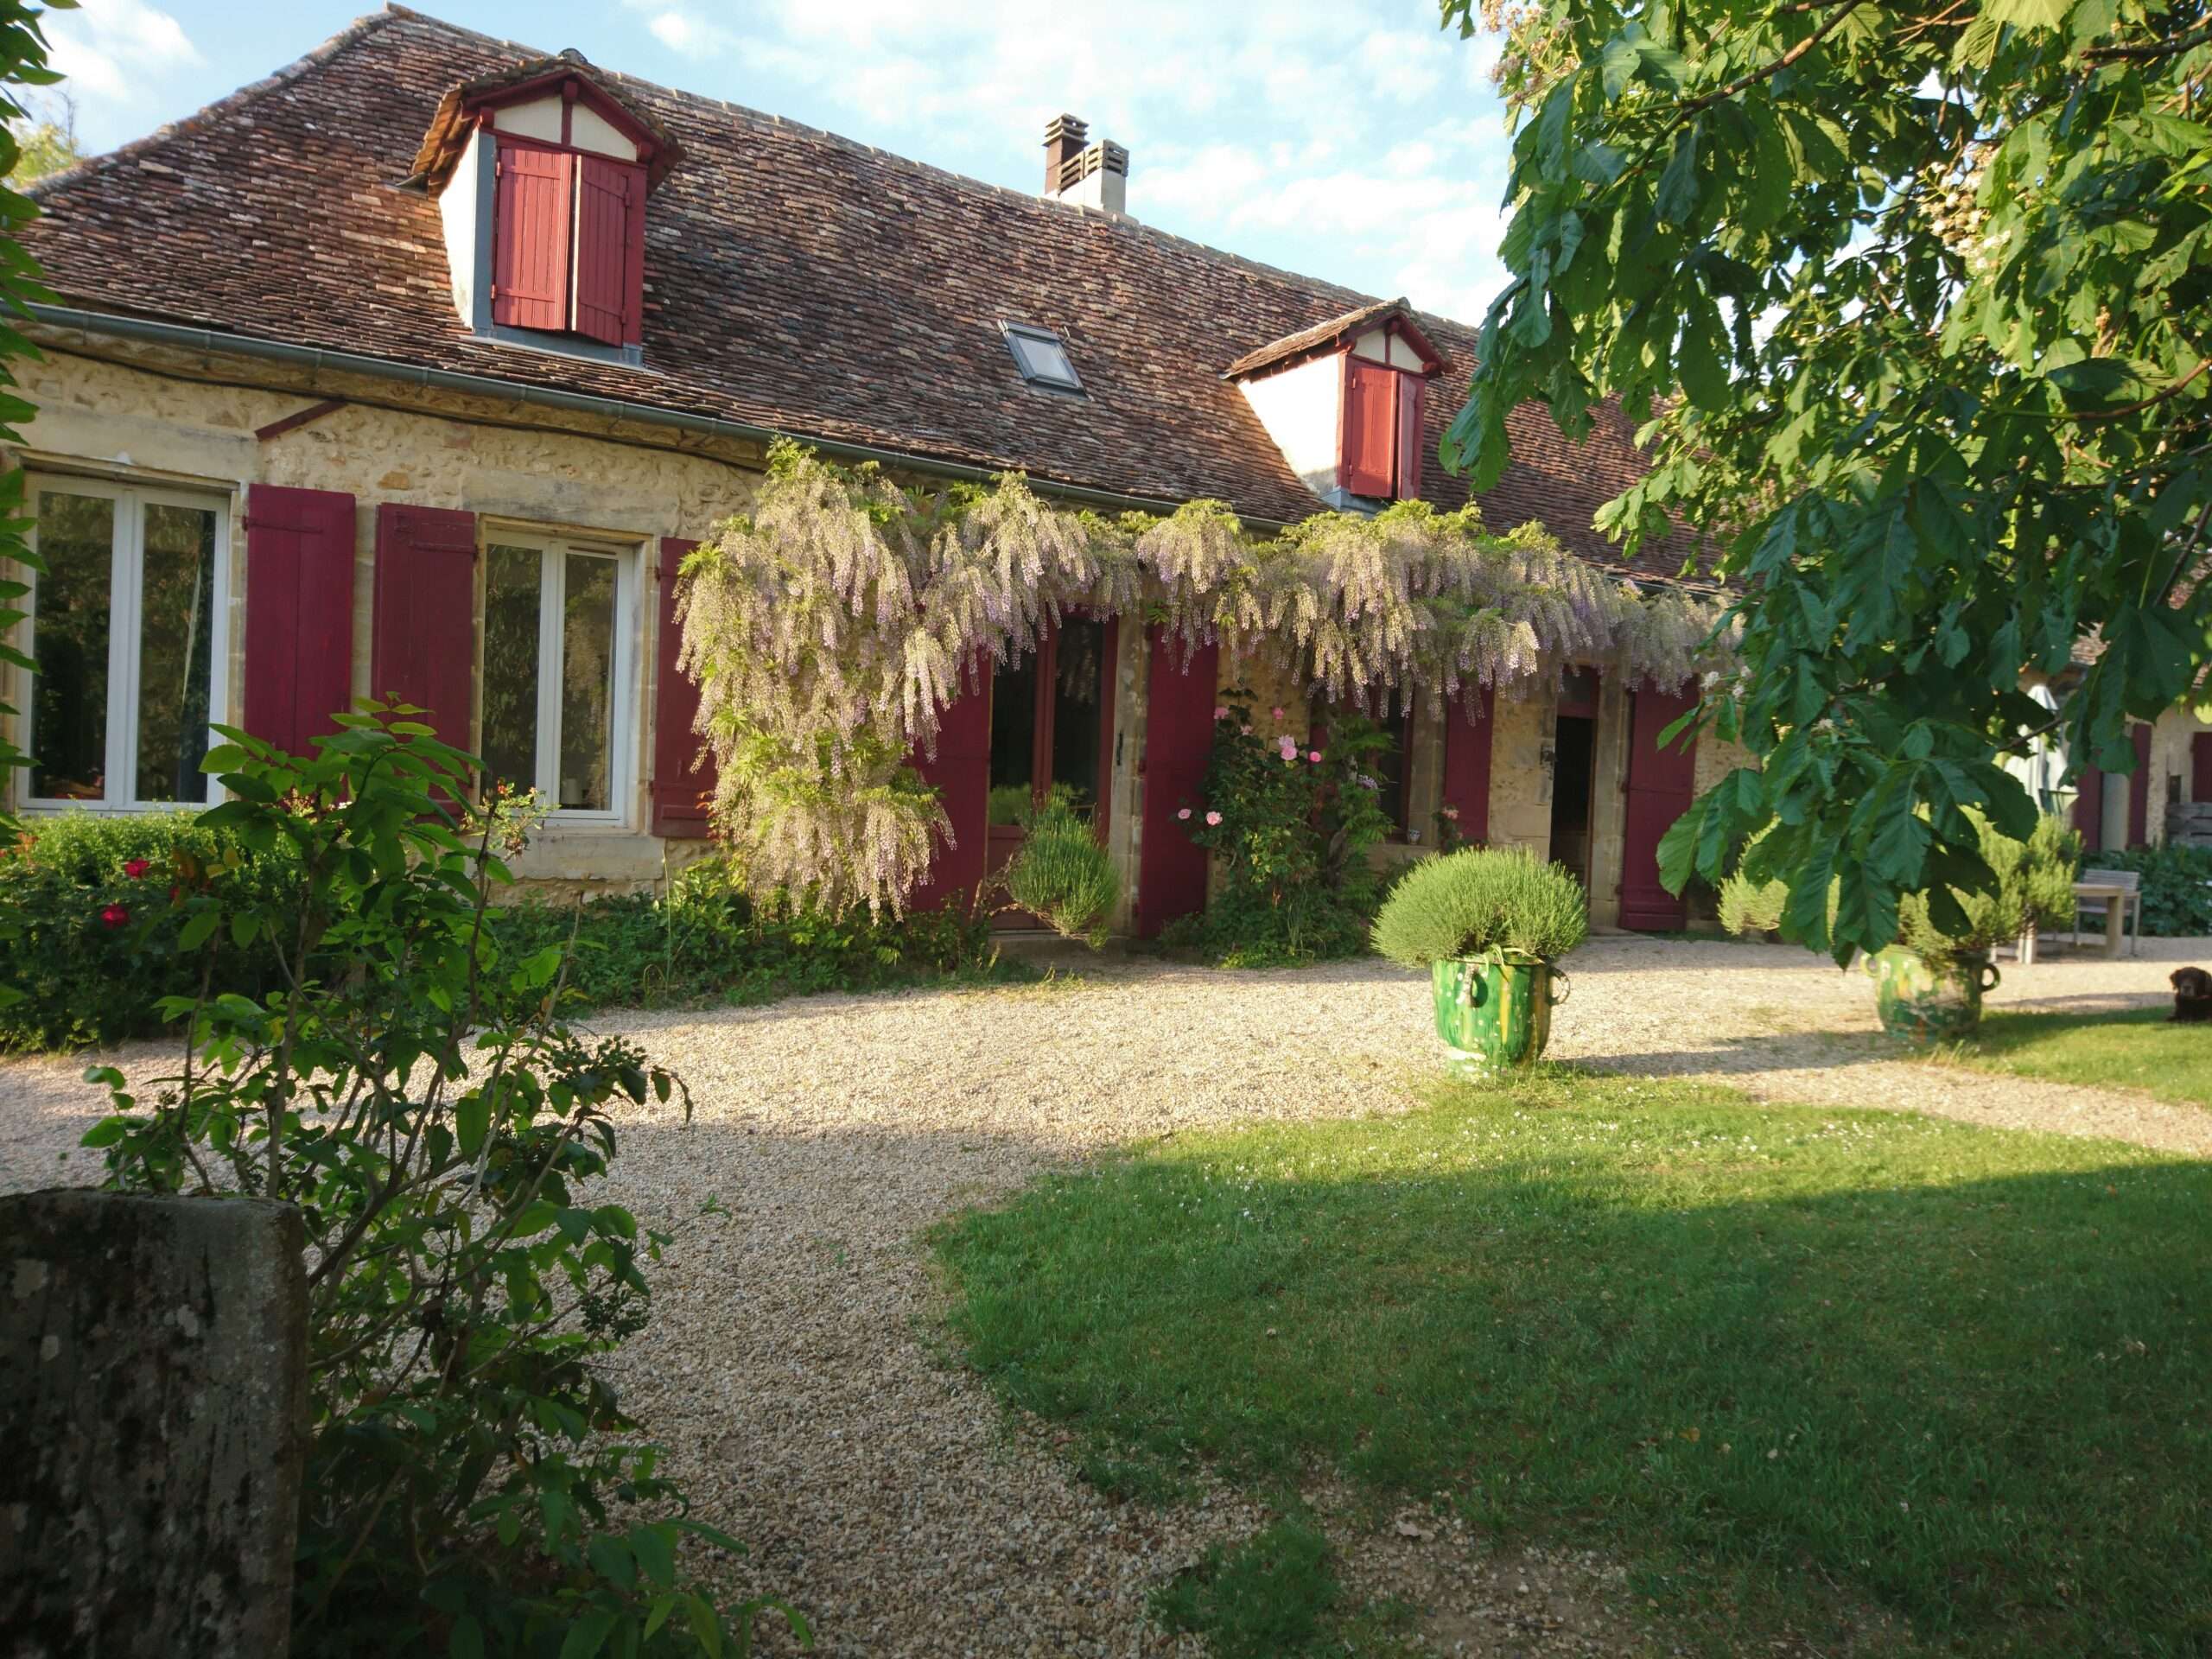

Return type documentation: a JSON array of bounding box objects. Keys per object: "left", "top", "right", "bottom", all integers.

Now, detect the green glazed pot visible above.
[
  {"left": 1432, "top": 951, "right": 1564, "bottom": 1073},
  {"left": 1867, "top": 944, "right": 1999, "bottom": 1049}
]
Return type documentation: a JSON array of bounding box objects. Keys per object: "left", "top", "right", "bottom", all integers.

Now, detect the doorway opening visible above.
[
  {"left": 986, "top": 615, "right": 1115, "bottom": 925},
  {"left": 1549, "top": 669, "right": 1599, "bottom": 887}
]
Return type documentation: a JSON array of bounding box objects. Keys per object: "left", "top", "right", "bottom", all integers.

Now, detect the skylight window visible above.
[{"left": 1002, "top": 321, "right": 1084, "bottom": 393}]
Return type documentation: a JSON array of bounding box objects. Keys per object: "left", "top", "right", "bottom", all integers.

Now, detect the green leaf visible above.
[
  {"left": 1985, "top": 0, "right": 2072, "bottom": 30},
  {"left": 558, "top": 1610, "right": 617, "bottom": 1659},
  {"left": 1654, "top": 124, "right": 1700, "bottom": 228},
  {"left": 687, "top": 1593, "right": 726, "bottom": 1659},
  {"left": 456, "top": 1092, "right": 491, "bottom": 1160},
  {"left": 177, "top": 908, "right": 220, "bottom": 951},
  {"left": 449, "top": 1616, "right": 485, "bottom": 1659}
]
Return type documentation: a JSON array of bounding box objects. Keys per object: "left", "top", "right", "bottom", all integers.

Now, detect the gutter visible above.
[{"left": 25, "top": 302, "right": 1287, "bottom": 528}]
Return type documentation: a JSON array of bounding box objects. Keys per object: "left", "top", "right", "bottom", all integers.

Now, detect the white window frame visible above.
[
  {"left": 478, "top": 531, "right": 639, "bottom": 826},
  {"left": 20, "top": 474, "right": 232, "bottom": 813}
]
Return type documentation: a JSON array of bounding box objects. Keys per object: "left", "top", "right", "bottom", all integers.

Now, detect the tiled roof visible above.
[
  {"left": 1223, "top": 297, "right": 1416, "bottom": 380},
  {"left": 21, "top": 5, "right": 1698, "bottom": 582}
]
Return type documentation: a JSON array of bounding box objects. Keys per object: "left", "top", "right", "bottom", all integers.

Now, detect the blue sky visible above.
[{"left": 35, "top": 0, "right": 1516, "bottom": 326}]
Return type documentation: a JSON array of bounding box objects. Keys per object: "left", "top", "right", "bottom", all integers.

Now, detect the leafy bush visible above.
[
  {"left": 1371, "top": 846, "right": 1589, "bottom": 968},
  {"left": 487, "top": 859, "right": 1000, "bottom": 1019},
  {"left": 1717, "top": 870, "right": 1789, "bottom": 938},
  {"left": 0, "top": 810, "right": 302, "bottom": 1050},
  {"left": 1163, "top": 695, "right": 1394, "bottom": 966},
  {"left": 987, "top": 781, "right": 1079, "bottom": 828},
  {"left": 86, "top": 707, "right": 803, "bottom": 1656},
  {"left": 1900, "top": 811, "right": 2082, "bottom": 968},
  {"left": 999, "top": 803, "right": 1118, "bottom": 945},
  {"left": 2093, "top": 842, "right": 2212, "bottom": 937}
]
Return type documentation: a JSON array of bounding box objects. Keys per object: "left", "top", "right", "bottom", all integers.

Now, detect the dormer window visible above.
[
  {"left": 1003, "top": 321, "right": 1084, "bottom": 394},
  {"left": 1225, "top": 298, "right": 1445, "bottom": 509},
  {"left": 410, "top": 53, "right": 682, "bottom": 367}
]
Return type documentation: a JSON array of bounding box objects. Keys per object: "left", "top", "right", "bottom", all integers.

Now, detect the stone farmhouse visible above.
[{"left": 10, "top": 4, "right": 1755, "bottom": 936}]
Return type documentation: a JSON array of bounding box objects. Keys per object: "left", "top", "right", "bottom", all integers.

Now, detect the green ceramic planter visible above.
[
  {"left": 1867, "top": 944, "right": 1999, "bottom": 1049},
  {"left": 1432, "top": 951, "right": 1564, "bottom": 1073}
]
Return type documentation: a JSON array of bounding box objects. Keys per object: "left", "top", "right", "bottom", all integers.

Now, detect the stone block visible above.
[{"left": 0, "top": 1190, "right": 307, "bottom": 1658}]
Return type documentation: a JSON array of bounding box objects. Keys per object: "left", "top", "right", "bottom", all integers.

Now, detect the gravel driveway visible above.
[{"left": 3, "top": 935, "right": 2206, "bottom": 1655}]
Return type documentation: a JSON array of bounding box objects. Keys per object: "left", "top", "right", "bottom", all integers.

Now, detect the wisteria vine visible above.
[{"left": 677, "top": 441, "right": 1724, "bottom": 917}]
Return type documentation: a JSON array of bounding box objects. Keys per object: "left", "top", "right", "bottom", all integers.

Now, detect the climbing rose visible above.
[
  {"left": 123, "top": 858, "right": 149, "bottom": 879},
  {"left": 1276, "top": 734, "right": 1297, "bottom": 760},
  {"left": 99, "top": 905, "right": 129, "bottom": 929},
  {"left": 1271, "top": 706, "right": 1285, "bottom": 721},
  {"left": 1440, "top": 805, "right": 1460, "bottom": 820},
  {"left": 1308, "top": 750, "right": 1322, "bottom": 763},
  {"left": 1213, "top": 705, "right": 1229, "bottom": 721},
  {"left": 1205, "top": 810, "right": 1222, "bottom": 826},
  {"left": 1177, "top": 807, "right": 1192, "bottom": 820}
]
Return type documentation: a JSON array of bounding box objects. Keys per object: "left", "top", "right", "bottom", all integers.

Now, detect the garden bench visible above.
[{"left": 2072, "top": 870, "right": 2141, "bottom": 959}]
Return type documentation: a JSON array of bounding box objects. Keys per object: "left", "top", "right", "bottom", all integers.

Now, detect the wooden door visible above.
[
  {"left": 1138, "top": 628, "right": 1219, "bottom": 937},
  {"left": 1618, "top": 685, "right": 1699, "bottom": 932}
]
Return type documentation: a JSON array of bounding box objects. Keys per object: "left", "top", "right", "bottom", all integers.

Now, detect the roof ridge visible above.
[{"left": 28, "top": 7, "right": 407, "bottom": 203}]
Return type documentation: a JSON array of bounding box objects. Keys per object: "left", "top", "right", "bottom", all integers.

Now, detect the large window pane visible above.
[
  {"left": 480, "top": 545, "right": 542, "bottom": 797},
  {"left": 137, "top": 503, "right": 218, "bottom": 803},
  {"left": 30, "top": 490, "right": 115, "bottom": 801},
  {"left": 558, "top": 552, "right": 616, "bottom": 810}
]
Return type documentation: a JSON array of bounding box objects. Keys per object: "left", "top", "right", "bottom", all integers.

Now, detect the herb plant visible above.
[{"left": 1371, "top": 847, "right": 1590, "bottom": 967}]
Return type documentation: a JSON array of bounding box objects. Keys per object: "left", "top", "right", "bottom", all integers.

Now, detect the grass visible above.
[
  {"left": 1933, "top": 1005, "right": 2212, "bottom": 1109},
  {"left": 932, "top": 1069, "right": 2212, "bottom": 1656}
]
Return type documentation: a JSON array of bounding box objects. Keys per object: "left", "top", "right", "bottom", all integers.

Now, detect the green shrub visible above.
[
  {"left": 987, "top": 780, "right": 1080, "bottom": 828},
  {"left": 1000, "top": 804, "right": 1118, "bottom": 945},
  {"left": 0, "top": 810, "right": 302, "bottom": 1049},
  {"left": 86, "top": 708, "right": 803, "bottom": 1656},
  {"left": 1900, "top": 811, "right": 2082, "bottom": 967},
  {"left": 1166, "top": 694, "right": 1394, "bottom": 966},
  {"left": 1371, "top": 846, "right": 1589, "bottom": 968},
  {"left": 1718, "top": 870, "right": 1789, "bottom": 938},
  {"left": 2094, "top": 842, "right": 2212, "bottom": 935},
  {"left": 486, "top": 858, "right": 1001, "bottom": 1019}
]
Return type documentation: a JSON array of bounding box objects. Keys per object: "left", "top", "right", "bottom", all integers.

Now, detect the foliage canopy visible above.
[{"left": 1442, "top": 0, "right": 2211, "bottom": 963}]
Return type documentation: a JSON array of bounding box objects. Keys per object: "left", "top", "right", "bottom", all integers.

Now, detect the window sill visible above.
[{"left": 473, "top": 323, "right": 648, "bottom": 372}]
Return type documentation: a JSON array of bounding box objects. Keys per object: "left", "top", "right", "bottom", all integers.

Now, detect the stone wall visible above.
[
  {"left": 1, "top": 1189, "right": 308, "bottom": 1658},
  {"left": 13, "top": 340, "right": 766, "bottom": 890}
]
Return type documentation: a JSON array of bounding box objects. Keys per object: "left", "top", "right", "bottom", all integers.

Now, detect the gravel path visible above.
[{"left": 3, "top": 934, "right": 2207, "bottom": 1655}]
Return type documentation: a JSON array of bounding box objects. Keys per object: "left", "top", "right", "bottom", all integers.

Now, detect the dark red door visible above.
[
  {"left": 1137, "top": 628, "right": 1219, "bottom": 937},
  {"left": 2128, "top": 723, "right": 2152, "bottom": 847},
  {"left": 907, "top": 661, "right": 992, "bottom": 914},
  {"left": 2074, "top": 761, "right": 2104, "bottom": 849},
  {"left": 1619, "top": 686, "right": 1699, "bottom": 931}
]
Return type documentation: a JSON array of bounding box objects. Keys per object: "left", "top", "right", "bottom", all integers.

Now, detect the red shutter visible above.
[
  {"left": 1137, "top": 628, "right": 1220, "bottom": 937},
  {"left": 1619, "top": 685, "right": 1700, "bottom": 931},
  {"left": 491, "top": 139, "right": 574, "bottom": 333},
  {"left": 574, "top": 156, "right": 645, "bottom": 346},
  {"left": 2073, "top": 762, "right": 2104, "bottom": 849},
  {"left": 652, "top": 537, "right": 716, "bottom": 838},
  {"left": 243, "top": 485, "right": 355, "bottom": 761},
  {"left": 1341, "top": 356, "right": 1396, "bottom": 499},
  {"left": 370, "top": 505, "right": 476, "bottom": 752},
  {"left": 1440, "top": 683, "right": 1495, "bottom": 844},
  {"left": 1394, "top": 372, "right": 1426, "bottom": 500},
  {"left": 2128, "top": 722, "right": 2152, "bottom": 846},
  {"left": 907, "top": 659, "right": 993, "bottom": 912},
  {"left": 2193, "top": 734, "right": 2212, "bottom": 804}
]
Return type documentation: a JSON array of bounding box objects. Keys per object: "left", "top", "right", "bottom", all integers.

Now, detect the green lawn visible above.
[
  {"left": 932, "top": 1071, "right": 2212, "bottom": 1656},
  {"left": 1940, "top": 1004, "right": 2212, "bottom": 1108}
]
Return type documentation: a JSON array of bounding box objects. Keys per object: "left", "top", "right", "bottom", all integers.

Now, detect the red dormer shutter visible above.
[
  {"left": 574, "top": 156, "right": 646, "bottom": 346},
  {"left": 1342, "top": 356, "right": 1396, "bottom": 499},
  {"left": 492, "top": 140, "right": 574, "bottom": 333},
  {"left": 1395, "top": 372, "right": 1427, "bottom": 500}
]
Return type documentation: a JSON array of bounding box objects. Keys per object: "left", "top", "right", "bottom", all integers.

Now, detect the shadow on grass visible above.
[{"left": 933, "top": 1074, "right": 2212, "bottom": 1656}]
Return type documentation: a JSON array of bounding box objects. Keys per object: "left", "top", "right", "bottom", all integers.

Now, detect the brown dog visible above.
[{"left": 2171, "top": 967, "right": 2212, "bottom": 1023}]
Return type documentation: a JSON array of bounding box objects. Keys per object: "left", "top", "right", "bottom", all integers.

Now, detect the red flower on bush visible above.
[
  {"left": 123, "top": 858, "right": 150, "bottom": 879},
  {"left": 99, "top": 905, "right": 130, "bottom": 929}
]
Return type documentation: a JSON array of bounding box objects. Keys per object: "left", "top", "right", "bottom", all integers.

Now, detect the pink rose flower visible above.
[
  {"left": 1277, "top": 734, "right": 1297, "bottom": 758},
  {"left": 99, "top": 905, "right": 129, "bottom": 929},
  {"left": 1177, "top": 807, "right": 1192, "bottom": 820},
  {"left": 1213, "top": 705, "right": 1230, "bottom": 721},
  {"left": 1308, "top": 750, "right": 1322, "bottom": 763},
  {"left": 1271, "top": 706, "right": 1286, "bottom": 721},
  {"left": 1205, "top": 810, "right": 1222, "bottom": 826}
]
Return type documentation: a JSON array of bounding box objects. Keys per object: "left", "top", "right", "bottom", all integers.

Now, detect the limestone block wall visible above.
[
  {"left": 1485, "top": 683, "right": 1555, "bottom": 856},
  {"left": 11, "top": 342, "right": 766, "bottom": 890}
]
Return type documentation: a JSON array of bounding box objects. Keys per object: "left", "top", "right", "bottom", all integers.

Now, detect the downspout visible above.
[{"left": 25, "top": 302, "right": 1288, "bottom": 529}]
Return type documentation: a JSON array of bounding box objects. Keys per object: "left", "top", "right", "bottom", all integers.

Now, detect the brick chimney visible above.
[
  {"left": 1043, "top": 114, "right": 1088, "bottom": 194},
  {"left": 1042, "top": 114, "right": 1129, "bottom": 216}
]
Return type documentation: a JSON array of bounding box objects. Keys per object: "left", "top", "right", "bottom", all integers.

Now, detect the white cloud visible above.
[{"left": 47, "top": 0, "right": 200, "bottom": 105}]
